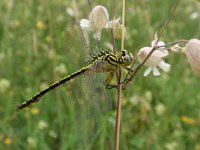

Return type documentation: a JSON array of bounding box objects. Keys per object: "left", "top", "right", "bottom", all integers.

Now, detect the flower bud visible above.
[
  {"left": 170, "top": 44, "right": 181, "bottom": 53},
  {"left": 89, "top": 5, "right": 109, "bottom": 32},
  {"left": 185, "top": 39, "right": 200, "bottom": 77}
]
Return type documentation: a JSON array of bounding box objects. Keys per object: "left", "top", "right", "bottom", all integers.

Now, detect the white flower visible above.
[
  {"left": 54, "top": 63, "right": 67, "bottom": 75},
  {"left": 66, "top": 7, "right": 75, "bottom": 17},
  {"left": 155, "top": 103, "right": 166, "bottom": 116},
  {"left": 38, "top": 120, "right": 48, "bottom": 130},
  {"left": 165, "top": 141, "right": 178, "bottom": 150},
  {"left": 185, "top": 39, "right": 200, "bottom": 77},
  {"left": 27, "top": 137, "right": 37, "bottom": 148},
  {"left": 80, "top": 5, "right": 109, "bottom": 40},
  {"left": 137, "top": 33, "right": 171, "bottom": 77},
  {"left": 39, "top": 82, "right": 48, "bottom": 91},
  {"left": 49, "top": 130, "right": 58, "bottom": 138},
  {"left": 190, "top": 12, "right": 199, "bottom": 20},
  {"left": 0, "top": 78, "right": 10, "bottom": 92}
]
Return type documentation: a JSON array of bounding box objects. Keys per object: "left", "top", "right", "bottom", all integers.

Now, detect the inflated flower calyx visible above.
[
  {"left": 185, "top": 39, "right": 200, "bottom": 77},
  {"left": 89, "top": 5, "right": 109, "bottom": 32},
  {"left": 80, "top": 5, "right": 109, "bottom": 40}
]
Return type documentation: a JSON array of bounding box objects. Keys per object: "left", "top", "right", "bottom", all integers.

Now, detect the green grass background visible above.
[{"left": 0, "top": 0, "right": 200, "bottom": 149}]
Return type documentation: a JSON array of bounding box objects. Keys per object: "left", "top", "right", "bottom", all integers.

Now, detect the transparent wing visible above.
[{"left": 61, "top": 19, "right": 111, "bottom": 146}]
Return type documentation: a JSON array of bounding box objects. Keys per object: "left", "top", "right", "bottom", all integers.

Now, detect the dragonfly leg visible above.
[
  {"left": 122, "top": 67, "right": 135, "bottom": 84},
  {"left": 125, "top": 67, "right": 133, "bottom": 75},
  {"left": 105, "top": 72, "right": 118, "bottom": 89}
]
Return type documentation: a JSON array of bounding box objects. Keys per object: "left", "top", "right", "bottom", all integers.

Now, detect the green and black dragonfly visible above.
[{"left": 16, "top": 49, "right": 133, "bottom": 111}]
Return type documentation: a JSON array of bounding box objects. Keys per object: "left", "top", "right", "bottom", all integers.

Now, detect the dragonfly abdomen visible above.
[{"left": 16, "top": 65, "right": 91, "bottom": 111}]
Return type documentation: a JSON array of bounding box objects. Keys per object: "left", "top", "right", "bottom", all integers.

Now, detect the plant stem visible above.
[
  {"left": 114, "top": 0, "right": 125, "bottom": 150},
  {"left": 121, "top": 0, "right": 125, "bottom": 51},
  {"left": 157, "top": 40, "right": 188, "bottom": 48},
  {"left": 111, "top": 0, "right": 116, "bottom": 53},
  {"left": 114, "top": 83, "right": 122, "bottom": 150}
]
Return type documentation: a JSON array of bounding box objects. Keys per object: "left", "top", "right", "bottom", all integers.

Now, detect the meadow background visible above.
[{"left": 0, "top": 0, "right": 200, "bottom": 149}]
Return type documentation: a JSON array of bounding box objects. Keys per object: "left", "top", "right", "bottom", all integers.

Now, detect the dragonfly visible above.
[{"left": 16, "top": 49, "right": 133, "bottom": 111}]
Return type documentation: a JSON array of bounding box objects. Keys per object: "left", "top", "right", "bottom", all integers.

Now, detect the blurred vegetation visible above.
[{"left": 0, "top": 0, "right": 200, "bottom": 149}]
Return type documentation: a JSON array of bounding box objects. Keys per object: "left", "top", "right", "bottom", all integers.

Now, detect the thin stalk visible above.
[
  {"left": 121, "top": 0, "right": 125, "bottom": 51},
  {"left": 111, "top": 0, "right": 116, "bottom": 20},
  {"left": 114, "top": 83, "right": 122, "bottom": 150},
  {"left": 157, "top": 40, "right": 188, "bottom": 48},
  {"left": 157, "top": 0, "right": 180, "bottom": 43},
  {"left": 114, "top": 0, "right": 125, "bottom": 150},
  {"left": 111, "top": 0, "right": 117, "bottom": 53}
]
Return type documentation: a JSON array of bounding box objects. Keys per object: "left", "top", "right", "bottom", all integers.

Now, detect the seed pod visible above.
[{"left": 185, "top": 39, "right": 200, "bottom": 77}]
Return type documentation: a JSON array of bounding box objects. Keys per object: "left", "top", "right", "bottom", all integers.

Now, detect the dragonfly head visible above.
[{"left": 120, "top": 49, "right": 133, "bottom": 66}]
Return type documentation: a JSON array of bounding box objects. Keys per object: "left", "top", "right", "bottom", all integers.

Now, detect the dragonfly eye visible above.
[{"left": 121, "top": 50, "right": 133, "bottom": 66}]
